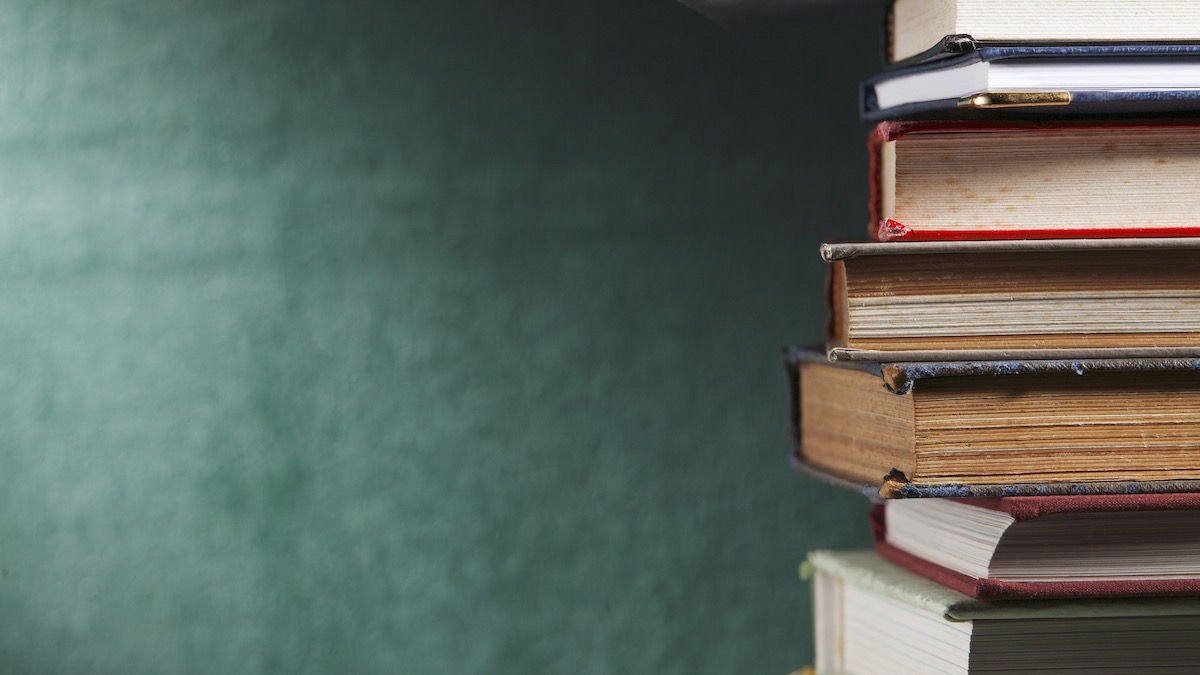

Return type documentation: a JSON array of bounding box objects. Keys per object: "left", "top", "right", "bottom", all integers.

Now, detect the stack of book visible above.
[{"left": 791, "top": 1, "right": 1200, "bottom": 672}]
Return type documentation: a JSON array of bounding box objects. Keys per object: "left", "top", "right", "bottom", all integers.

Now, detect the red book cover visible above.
[
  {"left": 872, "top": 493, "right": 1200, "bottom": 600},
  {"left": 867, "top": 119, "right": 1200, "bottom": 242}
]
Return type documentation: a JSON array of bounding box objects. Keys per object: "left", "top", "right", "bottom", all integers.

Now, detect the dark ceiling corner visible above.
[{"left": 678, "top": 0, "right": 883, "bottom": 27}]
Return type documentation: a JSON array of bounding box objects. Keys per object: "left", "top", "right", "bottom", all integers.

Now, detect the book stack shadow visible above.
[{"left": 792, "top": 2, "right": 1200, "bottom": 673}]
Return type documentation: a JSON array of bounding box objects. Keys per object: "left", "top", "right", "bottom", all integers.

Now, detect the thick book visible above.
[
  {"left": 822, "top": 237, "right": 1200, "bottom": 359},
  {"left": 864, "top": 45, "right": 1200, "bottom": 122},
  {"left": 785, "top": 348, "right": 1200, "bottom": 498},
  {"left": 866, "top": 120, "right": 1200, "bottom": 241},
  {"left": 872, "top": 494, "right": 1200, "bottom": 600},
  {"left": 805, "top": 549, "right": 1200, "bottom": 675},
  {"left": 885, "top": 0, "right": 1200, "bottom": 64}
]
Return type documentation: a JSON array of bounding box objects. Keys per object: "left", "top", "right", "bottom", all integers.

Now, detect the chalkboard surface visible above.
[{"left": 0, "top": 1, "right": 875, "bottom": 672}]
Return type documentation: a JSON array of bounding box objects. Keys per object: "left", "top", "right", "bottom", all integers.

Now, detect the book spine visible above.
[{"left": 867, "top": 126, "right": 885, "bottom": 238}]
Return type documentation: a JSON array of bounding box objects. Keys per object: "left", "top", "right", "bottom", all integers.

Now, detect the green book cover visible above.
[{"left": 806, "top": 550, "right": 1200, "bottom": 674}]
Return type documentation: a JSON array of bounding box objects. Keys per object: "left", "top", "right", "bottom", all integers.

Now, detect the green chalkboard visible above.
[{"left": 0, "top": 1, "right": 877, "bottom": 672}]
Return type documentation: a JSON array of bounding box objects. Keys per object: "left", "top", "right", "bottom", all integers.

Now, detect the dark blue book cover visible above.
[{"left": 863, "top": 44, "right": 1200, "bottom": 121}]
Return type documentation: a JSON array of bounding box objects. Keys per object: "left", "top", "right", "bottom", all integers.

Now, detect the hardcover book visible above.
[
  {"left": 822, "top": 238, "right": 1200, "bottom": 359},
  {"left": 872, "top": 494, "right": 1200, "bottom": 600},
  {"left": 863, "top": 45, "right": 1200, "bottom": 122},
  {"left": 785, "top": 348, "right": 1200, "bottom": 498},
  {"left": 806, "top": 549, "right": 1200, "bottom": 675},
  {"left": 885, "top": 0, "right": 1200, "bottom": 64},
  {"left": 867, "top": 120, "right": 1200, "bottom": 241}
]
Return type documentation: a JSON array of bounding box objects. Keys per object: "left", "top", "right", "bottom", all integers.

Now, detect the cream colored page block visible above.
[
  {"left": 959, "top": 0, "right": 1200, "bottom": 41},
  {"left": 892, "top": 0, "right": 957, "bottom": 61},
  {"left": 894, "top": 129, "right": 1200, "bottom": 230},
  {"left": 848, "top": 290, "right": 1200, "bottom": 337}
]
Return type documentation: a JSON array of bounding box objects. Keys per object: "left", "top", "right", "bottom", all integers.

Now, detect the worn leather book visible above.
[
  {"left": 872, "top": 494, "right": 1200, "bottom": 600},
  {"left": 867, "top": 120, "right": 1200, "bottom": 241},
  {"left": 805, "top": 549, "right": 1200, "bottom": 674},
  {"left": 785, "top": 348, "right": 1200, "bottom": 498},
  {"left": 821, "top": 237, "right": 1200, "bottom": 360}
]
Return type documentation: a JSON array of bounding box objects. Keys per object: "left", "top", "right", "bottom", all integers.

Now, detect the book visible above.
[
  {"left": 886, "top": 0, "right": 1200, "bottom": 64},
  {"left": 805, "top": 549, "right": 1200, "bottom": 674},
  {"left": 867, "top": 120, "right": 1200, "bottom": 241},
  {"left": 863, "top": 45, "right": 1200, "bottom": 122},
  {"left": 872, "top": 494, "right": 1200, "bottom": 600},
  {"left": 821, "top": 237, "right": 1200, "bottom": 359},
  {"left": 784, "top": 348, "right": 1200, "bottom": 498}
]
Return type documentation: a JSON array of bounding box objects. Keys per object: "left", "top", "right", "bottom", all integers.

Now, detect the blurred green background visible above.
[{"left": 0, "top": 1, "right": 878, "bottom": 672}]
